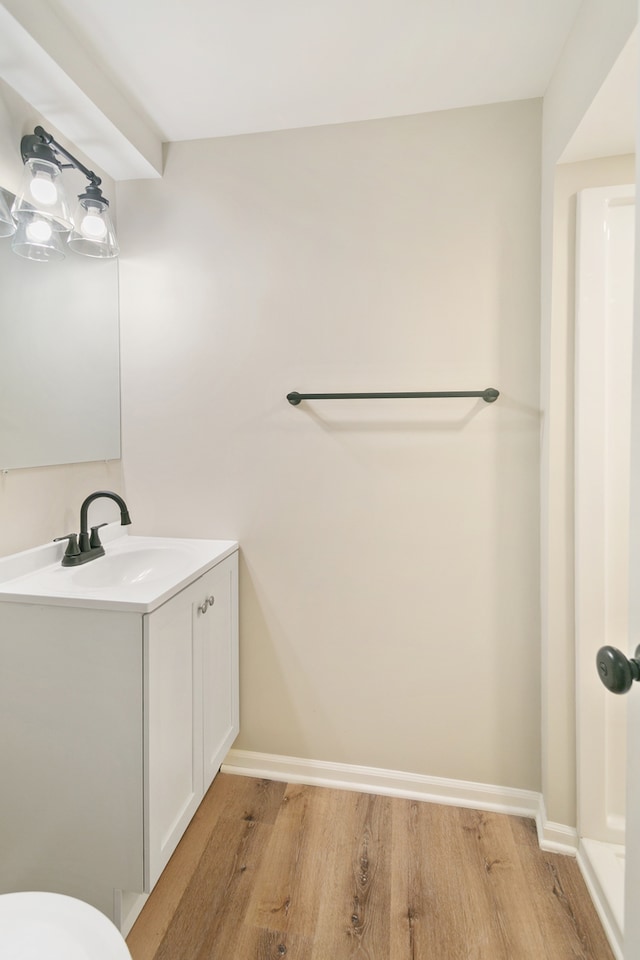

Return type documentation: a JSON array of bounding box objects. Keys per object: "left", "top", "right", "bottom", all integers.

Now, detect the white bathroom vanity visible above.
[{"left": 0, "top": 527, "right": 239, "bottom": 935}]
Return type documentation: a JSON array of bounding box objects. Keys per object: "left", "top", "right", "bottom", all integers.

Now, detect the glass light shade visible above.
[
  {"left": 67, "top": 196, "right": 119, "bottom": 258},
  {"left": 0, "top": 189, "right": 16, "bottom": 237},
  {"left": 11, "top": 214, "right": 66, "bottom": 262},
  {"left": 11, "top": 157, "right": 73, "bottom": 231}
]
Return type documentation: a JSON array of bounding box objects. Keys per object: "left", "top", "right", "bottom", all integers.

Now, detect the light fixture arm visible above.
[{"left": 22, "top": 125, "right": 103, "bottom": 190}]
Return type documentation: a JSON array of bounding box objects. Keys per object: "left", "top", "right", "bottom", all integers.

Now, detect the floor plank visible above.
[
  {"left": 243, "top": 783, "right": 333, "bottom": 937},
  {"left": 310, "top": 789, "right": 392, "bottom": 959},
  {"left": 391, "top": 800, "right": 499, "bottom": 959},
  {"left": 125, "top": 776, "right": 286, "bottom": 960},
  {"left": 127, "top": 774, "right": 615, "bottom": 960},
  {"left": 509, "top": 815, "right": 613, "bottom": 959},
  {"left": 457, "top": 807, "right": 552, "bottom": 958}
]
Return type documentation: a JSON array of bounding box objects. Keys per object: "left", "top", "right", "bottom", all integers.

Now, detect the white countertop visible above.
[{"left": 0, "top": 527, "right": 238, "bottom": 612}]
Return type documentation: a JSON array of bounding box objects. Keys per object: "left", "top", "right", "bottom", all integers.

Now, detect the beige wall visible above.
[
  {"left": 540, "top": 0, "right": 637, "bottom": 828},
  {"left": 118, "top": 99, "right": 542, "bottom": 790},
  {"left": 0, "top": 78, "right": 124, "bottom": 557}
]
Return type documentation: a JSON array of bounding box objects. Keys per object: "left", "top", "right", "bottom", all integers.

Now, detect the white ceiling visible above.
[{"left": 48, "top": 0, "right": 584, "bottom": 143}]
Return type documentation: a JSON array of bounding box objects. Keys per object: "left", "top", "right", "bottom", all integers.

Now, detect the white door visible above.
[
  {"left": 581, "top": 179, "right": 640, "bottom": 959},
  {"left": 575, "top": 184, "right": 634, "bottom": 958},
  {"left": 623, "top": 166, "right": 640, "bottom": 958}
]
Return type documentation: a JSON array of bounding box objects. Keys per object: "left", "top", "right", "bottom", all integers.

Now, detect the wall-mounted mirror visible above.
[{"left": 0, "top": 186, "right": 120, "bottom": 470}]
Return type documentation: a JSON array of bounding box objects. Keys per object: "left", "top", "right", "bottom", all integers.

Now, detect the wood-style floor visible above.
[{"left": 126, "top": 773, "right": 614, "bottom": 960}]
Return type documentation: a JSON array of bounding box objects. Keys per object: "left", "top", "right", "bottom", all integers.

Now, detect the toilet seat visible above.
[{"left": 0, "top": 892, "right": 132, "bottom": 959}]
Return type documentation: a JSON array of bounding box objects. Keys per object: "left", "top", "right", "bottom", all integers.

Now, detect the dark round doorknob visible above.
[{"left": 596, "top": 645, "right": 640, "bottom": 694}]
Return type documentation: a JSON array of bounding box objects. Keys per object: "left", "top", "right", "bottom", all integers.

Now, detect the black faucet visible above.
[{"left": 55, "top": 490, "right": 132, "bottom": 566}]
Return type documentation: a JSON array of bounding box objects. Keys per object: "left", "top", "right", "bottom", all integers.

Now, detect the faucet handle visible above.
[
  {"left": 90, "top": 523, "right": 108, "bottom": 549},
  {"left": 53, "top": 533, "right": 81, "bottom": 558}
]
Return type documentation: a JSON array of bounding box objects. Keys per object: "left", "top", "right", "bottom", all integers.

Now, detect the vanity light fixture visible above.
[{"left": 11, "top": 125, "right": 119, "bottom": 260}]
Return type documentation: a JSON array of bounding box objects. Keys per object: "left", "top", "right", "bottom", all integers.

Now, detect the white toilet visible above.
[{"left": 0, "top": 892, "right": 132, "bottom": 959}]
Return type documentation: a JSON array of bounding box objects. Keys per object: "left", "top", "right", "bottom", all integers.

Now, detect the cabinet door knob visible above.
[{"left": 198, "top": 596, "right": 215, "bottom": 615}]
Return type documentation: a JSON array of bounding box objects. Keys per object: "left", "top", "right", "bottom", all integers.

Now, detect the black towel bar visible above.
[{"left": 287, "top": 388, "right": 499, "bottom": 405}]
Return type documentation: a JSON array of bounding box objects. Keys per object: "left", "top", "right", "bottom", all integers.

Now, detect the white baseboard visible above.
[
  {"left": 535, "top": 797, "right": 579, "bottom": 855},
  {"left": 113, "top": 889, "right": 148, "bottom": 939},
  {"left": 577, "top": 840, "right": 624, "bottom": 960},
  {"left": 222, "top": 751, "right": 580, "bottom": 857},
  {"left": 222, "top": 748, "right": 545, "bottom": 819}
]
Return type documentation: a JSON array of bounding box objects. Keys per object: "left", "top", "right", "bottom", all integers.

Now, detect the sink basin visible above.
[
  {"left": 70, "top": 546, "right": 198, "bottom": 588},
  {"left": 0, "top": 530, "right": 238, "bottom": 612}
]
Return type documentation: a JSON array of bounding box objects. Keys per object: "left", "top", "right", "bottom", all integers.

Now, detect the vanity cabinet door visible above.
[
  {"left": 199, "top": 553, "right": 239, "bottom": 791},
  {"left": 143, "top": 551, "right": 239, "bottom": 892},
  {"left": 144, "top": 577, "right": 204, "bottom": 891}
]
